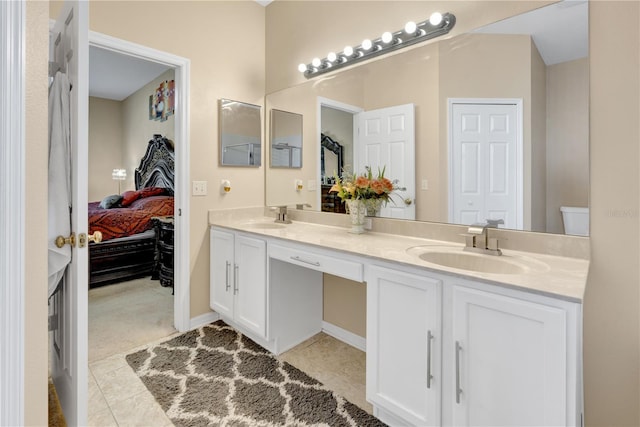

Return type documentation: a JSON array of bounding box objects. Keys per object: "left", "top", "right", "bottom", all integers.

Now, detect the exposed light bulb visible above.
[
  {"left": 429, "top": 12, "right": 443, "bottom": 26},
  {"left": 312, "top": 57, "right": 322, "bottom": 67},
  {"left": 327, "top": 52, "right": 337, "bottom": 62},
  {"left": 344, "top": 46, "right": 354, "bottom": 56},
  {"left": 404, "top": 21, "right": 417, "bottom": 34},
  {"left": 381, "top": 31, "right": 393, "bottom": 44},
  {"left": 362, "top": 39, "right": 372, "bottom": 50},
  {"left": 298, "top": 63, "right": 307, "bottom": 73}
]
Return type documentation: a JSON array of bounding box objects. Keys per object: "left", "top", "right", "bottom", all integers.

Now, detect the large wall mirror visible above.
[
  {"left": 270, "top": 109, "right": 303, "bottom": 168},
  {"left": 265, "top": 1, "right": 589, "bottom": 235},
  {"left": 219, "top": 99, "right": 262, "bottom": 167}
]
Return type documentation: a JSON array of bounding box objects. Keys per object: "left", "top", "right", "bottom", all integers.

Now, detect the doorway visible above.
[{"left": 89, "top": 32, "right": 191, "bottom": 332}]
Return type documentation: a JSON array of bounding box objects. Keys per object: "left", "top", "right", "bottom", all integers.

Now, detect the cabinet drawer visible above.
[{"left": 269, "top": 243, "right": 363, "bottom": 282}]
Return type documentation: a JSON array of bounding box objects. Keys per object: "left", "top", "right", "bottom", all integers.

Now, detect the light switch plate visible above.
[
  {"left": 192, "top": 181, "right": 207, "bottom": 196},
  {"left": 421, "top": 179, "right": 429, "bottom": 190}
]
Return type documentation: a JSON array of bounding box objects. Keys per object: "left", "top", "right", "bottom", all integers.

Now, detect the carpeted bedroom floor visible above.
[{"left": 83, "top": 277, "right": 371, "bottom": 426}]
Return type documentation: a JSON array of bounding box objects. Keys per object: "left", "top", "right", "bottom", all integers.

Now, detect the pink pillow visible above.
[
  {"left": 120, "top": 190, "right": 140, "bottom": 207},
  {"left": 138, "top": 187, "right": 166, "bottom": 198}
]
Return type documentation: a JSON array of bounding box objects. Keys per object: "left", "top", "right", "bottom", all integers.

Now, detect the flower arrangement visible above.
[{"left": 329, "top": 166, "right": 404, "bottom": 205}]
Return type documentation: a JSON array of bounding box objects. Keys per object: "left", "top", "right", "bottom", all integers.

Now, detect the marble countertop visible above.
[{"left": 209, "top": 215, "right": 589, "bottom": 303}]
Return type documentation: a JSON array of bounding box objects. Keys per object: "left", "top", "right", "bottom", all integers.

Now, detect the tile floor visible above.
[{"left": 87, "top": 277, "right": 370, "bottom": 426}]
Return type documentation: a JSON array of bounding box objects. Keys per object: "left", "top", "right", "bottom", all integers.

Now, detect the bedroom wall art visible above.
[{"left": 149, "top": 79, "right": 175, "bottom": 122}]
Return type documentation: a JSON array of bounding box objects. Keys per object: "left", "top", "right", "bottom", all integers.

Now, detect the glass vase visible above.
[
  {"left": 345, "top": 199, "right": 366, "bottom": 234},
  {"left": 364, "top": 198, "right": 383, "bottom": 217}
]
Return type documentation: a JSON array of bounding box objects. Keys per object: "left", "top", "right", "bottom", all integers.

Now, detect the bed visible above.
[{"left": 88, "top": 134, "right": 175, "bottom": 288}]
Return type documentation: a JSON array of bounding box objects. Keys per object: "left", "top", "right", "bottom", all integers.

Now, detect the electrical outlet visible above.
[
  {"left": 192, "top": 181, "right": 207, "bottom": 196},
  {"left": 364, "top": 218, "right": 373, "bottom": 230},
  {"left": 307, "top": 180, "right": 317, "bottom": 191},
  {"left": 421, "top": 179, "right": 429, "bottom": 190}
]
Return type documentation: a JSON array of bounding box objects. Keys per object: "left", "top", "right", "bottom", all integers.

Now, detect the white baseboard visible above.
[
  {"left": 322, "top": 321, "right": 366, "bottom": 352},
  {"left": 189, "top": 311, "right": 220, "bottom": 330}
]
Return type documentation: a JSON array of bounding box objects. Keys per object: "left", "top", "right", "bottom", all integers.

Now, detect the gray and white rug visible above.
[{"left": 126, "top": 320, "right": 386, "bottom": 426}]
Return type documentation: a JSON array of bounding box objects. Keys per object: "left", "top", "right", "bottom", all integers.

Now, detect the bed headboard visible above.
[{"left": 134, "top": 134, "right": 175, "bottom": 193}]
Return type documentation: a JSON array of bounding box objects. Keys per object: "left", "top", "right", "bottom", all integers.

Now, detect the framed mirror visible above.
[
  {"left": 270, "top": 109, "right": 303, "bottom": 168},
  {"left": 219, "top": 99, "right": 262, "bottom": 167},
  {"left": 265, "top": 1, "right": 589, "bottom": 235}
]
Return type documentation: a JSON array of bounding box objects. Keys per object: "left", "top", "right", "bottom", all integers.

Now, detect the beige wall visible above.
[
  {"left": 84, "top": 1, "right": 266, "bottom": 318},
  {"left": 122, "top": 68, "right": 175, "bottom": 192},
  {"left": 530, "top": 40, "right": 547, "bottom": 233},
  {"left": 584, "top": 2, "right": 640, "bottom": 426},
  {"left": 26, "top": 1, "right": 49, "bottom": 425},
  {"left": 323, "top": 274, "right": 367, "bottom": 337},
  {"left": 88, "top": 97, "right": 124, "bottom": 201},
  {"left": 546, "top": 58, "right": 589, "bottom": 234}
]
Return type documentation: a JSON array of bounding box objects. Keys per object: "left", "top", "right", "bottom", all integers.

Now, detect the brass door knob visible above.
[
  {"left": 88, "top": 231, "right": 103, "bottom": 244},
  {"left": 404, "top": 198, "right": 413, "bottom": 206},
  {"left": 55, "top": 233, "right": 76, "bottom": 248}
]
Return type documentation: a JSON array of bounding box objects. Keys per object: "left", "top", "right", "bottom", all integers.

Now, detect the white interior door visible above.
[
  {"left": 449, "top": 101, "right": 520, "bottom": 229},
  {"left": 357, "top": 104, "right": 415, "bottom": 219},
  {"left": 49, "top": 1, "right": 89, "bottom": 425}
]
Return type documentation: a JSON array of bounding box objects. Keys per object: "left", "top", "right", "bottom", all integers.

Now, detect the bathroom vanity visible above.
[{"left": 209, "top": 212, "right": 587, "bottom": 427}]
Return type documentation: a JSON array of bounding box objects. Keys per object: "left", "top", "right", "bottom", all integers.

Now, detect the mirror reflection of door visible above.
[{"left": 319, "top": 99, "right": 416, "bottom": 220}]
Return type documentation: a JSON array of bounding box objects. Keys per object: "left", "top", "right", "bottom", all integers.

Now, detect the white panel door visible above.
[
  {"left": 49, "top": 1, "right": 89, "bottom": 425},
  {"left": 210, "top": 228, "right": 235, "bottom": 319},
  {"left": 448, "top": 285, "right": 568, "bottom": 427},
  {"left": 234, "top": 235, "right": 267, "bottom": 338},
  {"left": 367, "top": 265, "right": 441, "bottom": 426},
  {"left": 357, "top": 104, "right": 415, "bottom": 219},
  {"left": 450, "top": 102, "right": 519, "bottom": 228}
]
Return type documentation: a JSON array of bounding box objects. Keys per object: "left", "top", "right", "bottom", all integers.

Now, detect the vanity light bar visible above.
[{"left": 298, "top": 12, "right": 456, "bottom": 79}]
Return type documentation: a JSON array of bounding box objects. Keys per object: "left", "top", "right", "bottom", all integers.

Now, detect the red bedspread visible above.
[{"left": 88, "top": 195, "right": 174, "bottom": 241}]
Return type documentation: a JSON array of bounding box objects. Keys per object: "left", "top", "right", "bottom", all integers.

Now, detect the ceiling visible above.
[
  {"left": 472, "top": 0, "right": 588, "bottom": 65},
  {"left": 89, "top": 0, "right": 586, "bottom": 101},
  {"left": 89, "top": 46, "right": 171, "bottom": 101}
]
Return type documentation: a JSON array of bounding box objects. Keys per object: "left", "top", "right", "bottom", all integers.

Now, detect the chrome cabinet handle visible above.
[
  {"left": 225, "top": 261, "right": 231, "bottom": 291},
  {"left": 233, "top": 264, "right": 239, "bottom": 295},
  {"left": 427, "top": 330, "right": 434, "bottom": 388},
  {"left": 290, "top": 255, "right": 321, "bottom": 267},
  {"left": 455, "top": 341, "right": 462, "bottom": 404}
]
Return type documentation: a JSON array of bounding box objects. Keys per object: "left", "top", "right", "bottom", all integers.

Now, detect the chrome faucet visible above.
[
  {"left": 463, "top": 219, "right": 504, "bottom": 256},
  {"left": 272, "top": 206, "right": 292, "bottom": 224}
]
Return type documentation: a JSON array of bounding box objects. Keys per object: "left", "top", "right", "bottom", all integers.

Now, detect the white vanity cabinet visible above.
[
  {"left": 366, "top": 265, "right": 442, "bottom": 427},
  {"left": 210, "top": 227, "right": 267, "bottom": 338},
  {"left": 366, "top": 265, "right": 581, "bottom": 427},
  {"left": 443, "top": 282, "right": 580, "bottom": 427}
]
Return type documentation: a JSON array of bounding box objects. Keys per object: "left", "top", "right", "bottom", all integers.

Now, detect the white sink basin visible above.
[{"left": 406, "top": 246, "right": 548, "bottom": 275}]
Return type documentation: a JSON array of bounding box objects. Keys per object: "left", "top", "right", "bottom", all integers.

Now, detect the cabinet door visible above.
[
  {"left": 210, "top": 228, "right": 235, "bottom": 318},
  {"left": 448, "top": 285, "right": 569, "bottom": 426},
  {"left": 367, "top": 265, "right": 441, "bottom": 426},
  {"left": 234, "top": 235, "right": 267, "bottom": 338}
]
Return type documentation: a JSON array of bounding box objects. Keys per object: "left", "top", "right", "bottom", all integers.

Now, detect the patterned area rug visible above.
[{"left": 126, "top": 320, "right": 386, "bottom": 426}]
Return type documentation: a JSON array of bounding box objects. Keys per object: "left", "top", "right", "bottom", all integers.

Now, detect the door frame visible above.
[
  {"left": 89, "top": 31, "right": 191, "bottom": 332},
  {"left": 0, "top": 1, "right": 25, "bottom": 425},
  {"left": 447, "top": 98, "right": 524, "bottom": 230},
  {"left": 316, "top": 97, "right": 362, "bottom": 210}
]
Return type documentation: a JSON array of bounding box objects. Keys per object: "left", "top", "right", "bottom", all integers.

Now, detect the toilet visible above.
[{"left": 560, "top": 206, "right": 589, "bottom": 236}]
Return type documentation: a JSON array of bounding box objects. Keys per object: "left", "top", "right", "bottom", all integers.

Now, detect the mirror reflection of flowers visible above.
[{"left": 329, "top": 166, "right": 405, "bottom": 208}]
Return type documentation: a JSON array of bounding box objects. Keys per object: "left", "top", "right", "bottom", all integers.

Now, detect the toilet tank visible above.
[{"left": 560, "top": 206, "right": 589, "bottom": 236}]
